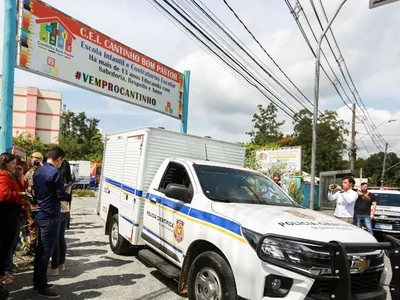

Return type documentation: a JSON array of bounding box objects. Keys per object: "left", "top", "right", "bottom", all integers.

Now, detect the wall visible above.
[{"left": 0, "top": 78, "right": 62, "bottom": 144}]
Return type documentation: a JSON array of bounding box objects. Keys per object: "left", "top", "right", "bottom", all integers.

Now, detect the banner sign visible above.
[
  {"left": 17, "top": 0, "right": 184, "bottom": 119},
  {"left": 256, "top": 146, "right": 302, "bottom": 174}
]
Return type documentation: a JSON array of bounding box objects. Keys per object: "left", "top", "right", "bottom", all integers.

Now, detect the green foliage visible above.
[
  {"left": 13, "top": 133, "right": 46, "bottom": 156},
  {"left": 292, "top": 109, "right": 348, "bottom": 174},
  {"left": 72, "top": 189, "right": 96, "bottom": 197},
  {"left": 363, "top": 151, "right": 400, "bottom": 186},
  {"left": 12, "top": 110, "right": 104, "bottom": 162},
  {"left": 288, "top": 180, "right": 304, "bottom": 204},
  {"left": 246, "top": 103, "right": 285, "bottom": 146},
  {"left": 58, "top": 111, "right": 104, "bottom": 162}
]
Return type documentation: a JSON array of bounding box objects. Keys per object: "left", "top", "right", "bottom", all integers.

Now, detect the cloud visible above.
[{"left": 0, "top": 0, "right": 399, "bottom": 154}]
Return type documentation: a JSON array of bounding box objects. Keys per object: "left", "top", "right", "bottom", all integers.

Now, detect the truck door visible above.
[
  {"left": 118, "top": 136, "right": 142, "bottom": 243},
  {"left": 145, "top": 161, "right": 193, "bottom": 265}
]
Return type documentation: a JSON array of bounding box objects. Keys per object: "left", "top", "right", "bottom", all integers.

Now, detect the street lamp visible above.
[
  {"left": 309, "top": 0, "right": 348, "bottom": 210},
  {"left": 309, "top": 0, "right": 400, "bottom": 209},
  {"left": 357, "top": 119, "right": 397, "bottom": 142}
]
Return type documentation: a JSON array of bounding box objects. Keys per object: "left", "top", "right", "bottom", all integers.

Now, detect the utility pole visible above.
[
  {"left": 310, "top": 0, "right": 348, "bottom": 210},
  {"left": 350, "top": 104, "right": 357, "bottom": 171},
  {"left": 380, "top": 142, "right": 388, "bottom": 187}
]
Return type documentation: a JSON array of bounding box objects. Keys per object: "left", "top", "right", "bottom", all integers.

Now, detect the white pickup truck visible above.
[{"left": 96, "top": 127, "right": 399, "bottom": 300}]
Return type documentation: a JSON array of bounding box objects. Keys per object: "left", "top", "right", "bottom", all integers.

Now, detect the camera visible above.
[{"left": 33, "top": 160, "right": 40, "bottom": 167}]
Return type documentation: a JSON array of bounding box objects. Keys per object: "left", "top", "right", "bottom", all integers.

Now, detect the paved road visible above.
[
  {"left": 8, "top": 198, "right": 393, "bottom": 299},
  {"left": 9, "top": 197, "right": 185, "bottom": 300}
]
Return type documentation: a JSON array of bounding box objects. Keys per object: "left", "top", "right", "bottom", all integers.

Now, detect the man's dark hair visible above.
[
  {"left": 342, "top": 176, "right": 353, "bottom": 182},
  {"left": 46, "top": 146, "right": 66, "bottom": 160},
  {"left": 361, "top": 182, "right": 368, "bottom": 186}
]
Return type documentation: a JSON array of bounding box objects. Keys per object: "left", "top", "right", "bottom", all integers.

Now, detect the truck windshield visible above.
[
  {"left": 193, "top": 164, "right": 298, "bottom": 207},
  {"left": 373, "top": 192, "right": 400, "bottom": 207}
]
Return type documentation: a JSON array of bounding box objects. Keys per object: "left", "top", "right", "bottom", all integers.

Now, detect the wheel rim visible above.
[
  {"left": 111, "top": 221, "right": 119, "bottom": 247},
  {"left": 194, "top": 267, "right": 222, "bottom": 300}
]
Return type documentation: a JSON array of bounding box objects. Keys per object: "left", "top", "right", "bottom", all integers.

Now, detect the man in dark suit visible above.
[{"left": 59, "top": 160, "right": 73, "bottom": 229}]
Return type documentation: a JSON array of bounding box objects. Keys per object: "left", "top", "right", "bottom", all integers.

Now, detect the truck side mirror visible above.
[{"left": 165, "top": 183, "right": 189, "bottom": 202}]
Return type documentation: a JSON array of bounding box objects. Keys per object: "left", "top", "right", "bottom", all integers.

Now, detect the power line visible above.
[
  {"left": 149, "top": 0, "right": 298, "bottom": 117},
  {"left": 182, "top": 0, "right": 312, "bottom": 113},
  {"left": 302, "top": 0, "right": 385, "bottom": 150},
  {"left": 316, "top": 0, "right": 388, "bottom": 146},
  {"left": 284, "top": 0, "right": 384, "bottom": 152},
  {"left": 222, "top": 0, "right": 317, "bottom": 112}
]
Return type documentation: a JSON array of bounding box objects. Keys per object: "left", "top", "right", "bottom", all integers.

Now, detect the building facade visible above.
[{"left": 0, "top": 78, "right": 62, "bottom": 144}]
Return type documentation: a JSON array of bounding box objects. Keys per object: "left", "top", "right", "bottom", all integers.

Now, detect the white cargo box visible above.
[{"left": 96, "top": 127, "right": 246, "bottom": 240}]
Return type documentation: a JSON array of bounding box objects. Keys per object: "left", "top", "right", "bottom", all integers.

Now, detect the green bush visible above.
[{"left": 72, "top": 189, "right": 95, "bottom": 197}]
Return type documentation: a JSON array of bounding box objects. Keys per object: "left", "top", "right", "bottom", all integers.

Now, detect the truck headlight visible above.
[{"left": 242, "top": 227, "right": 312, "bottom": 271}]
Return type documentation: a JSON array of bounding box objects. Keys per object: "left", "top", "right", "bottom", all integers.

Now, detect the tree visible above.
[
  {"left": 13, "top": 133, "right": 45, "bottom": 156},
  {"left": 292, "top": 109, "right": 348, "bottom": 174},
  {"left": 363, "top": 152, "right": 400, "bottom": 186},
  {"left": 246, "top": 103, "right": 285, "bottom": 146},
  {"left": 59, "top": 111, "right": 104, "bottom": 162}
]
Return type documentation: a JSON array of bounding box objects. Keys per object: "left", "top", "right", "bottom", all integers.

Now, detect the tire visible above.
[
  {"left": 109, "top": 214, "right": 130, "bottom": 255},
  {"left": 188, "top": 251, "right": 237, "bottom": 300}
]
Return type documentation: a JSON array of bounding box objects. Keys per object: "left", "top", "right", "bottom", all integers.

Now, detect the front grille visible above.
[
  {"left": 308, "top": 255, "right": 383, "bottom": 269},
  {"left": 307, "top": 271, "right": 382, "bottom": 299}
]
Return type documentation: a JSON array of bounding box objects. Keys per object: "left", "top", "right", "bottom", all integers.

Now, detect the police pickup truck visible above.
[{"left": 97, "top": 127, "right": 399, "bottom": 300}]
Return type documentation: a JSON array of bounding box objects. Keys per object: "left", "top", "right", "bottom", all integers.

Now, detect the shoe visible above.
[
  {"left": 0, "top": 286, "right": 9, "bottom": 299},
  {"left": 33, "top": 284, "right": 54, "bottom": 293},
  {"left": 37, "top": 287, "right": 59, "bottom": 299},
  {"left": 59, "top": 264, "right": 65, "bottom": 271},
  {"left": 47, "top": 268, "right": 59, "bottom": 276}
]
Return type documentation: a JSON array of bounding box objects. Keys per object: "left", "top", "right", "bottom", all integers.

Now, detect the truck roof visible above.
[
  {"left": 369, "top": 189, "right": 400, "bottom": 194},
  {"left": 178, "top": 158, "right": 254, "bottom": 173}
]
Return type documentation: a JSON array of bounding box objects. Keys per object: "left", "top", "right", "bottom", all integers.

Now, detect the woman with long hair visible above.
[
  {"left": 7, "top": 157, "right": 30, "bottom": 272},
  {"left": 0, "top": 153, "right": 27, "bottom": 285}
]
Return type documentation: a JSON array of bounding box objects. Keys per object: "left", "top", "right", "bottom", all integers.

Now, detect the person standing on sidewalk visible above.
[
  {"left": 24, "top": 152, "right": 44, "bottom": 255},
  {"left": 353, "top": 182, "right": 377, "bottom": 234},
  {"left": 327, "top": 176, "right": 359, "bottom": 223},
  {"left": 32, "top": 147, "right": 69, "bottom": 298},
  {"left": 0, "top": 153, "right": 27, "bottom": 286}
]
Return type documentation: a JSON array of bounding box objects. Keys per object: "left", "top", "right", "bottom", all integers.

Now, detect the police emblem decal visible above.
[{"left": 174, "top": 219, "right": 185, "bottom": 243}]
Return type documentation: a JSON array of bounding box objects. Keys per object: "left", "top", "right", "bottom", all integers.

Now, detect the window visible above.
[
  {"left": 193, "top": 164, "right": 298, "bottom": 207},
  {"left": 159, "top": 162, "right": 193, "bottom": 201},
  {"left": 373, "top": 192, "right": 400, "bottom": 207}
]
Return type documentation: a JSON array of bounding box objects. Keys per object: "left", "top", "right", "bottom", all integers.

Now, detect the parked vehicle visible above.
[
  {"left": 372, "top": 189, "right": 400, "bottom": 238},
  {"left": 97, "top": 127, "right": 399, "bottom": 300}
]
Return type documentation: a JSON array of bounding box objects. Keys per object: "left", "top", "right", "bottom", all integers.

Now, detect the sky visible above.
[{"left": 0, "top": 0, "right": 399, "bottom": 159}]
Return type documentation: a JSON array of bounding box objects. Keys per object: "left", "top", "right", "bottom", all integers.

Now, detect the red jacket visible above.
[{"left": 0, "top": 169, "right": 23, "bottom": 205}]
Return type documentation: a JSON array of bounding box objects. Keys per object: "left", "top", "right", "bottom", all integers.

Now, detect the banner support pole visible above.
[
  {"left": 0, "top": 0, "right": 17, "bottom": 154},
  {"left": 180, "top": 70, "right": 190, "bottom": 134}
]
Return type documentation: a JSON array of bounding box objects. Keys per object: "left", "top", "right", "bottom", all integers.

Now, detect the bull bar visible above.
[{"left": 256, "top": 233, "right": 400, "bottom": 300}]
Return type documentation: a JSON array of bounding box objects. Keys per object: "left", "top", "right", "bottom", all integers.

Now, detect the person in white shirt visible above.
[{"left": 327, "top": 176, "right": 358, "bottom": 223}]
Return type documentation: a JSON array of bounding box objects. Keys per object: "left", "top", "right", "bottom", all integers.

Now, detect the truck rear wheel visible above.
[
  {"left": 188, "top": 251, "right": 237, "bottom": 300},
  {"left": 109, "top": 214, "right": 130, "bottom": 255}
]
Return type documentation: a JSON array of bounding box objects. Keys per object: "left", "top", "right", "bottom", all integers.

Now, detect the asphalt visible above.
[
  {"left": 7, "top": 198, "right": 393, "bottom": 300},
  {"left": 8, "top": 197, "right": 185, "bottom": 300}
]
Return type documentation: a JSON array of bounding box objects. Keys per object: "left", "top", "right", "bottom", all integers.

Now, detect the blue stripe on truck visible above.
[
  {"left": 104, "top": 177, "right": 242, "bottom": 237},
  {"left": 105, "top": 177, "right": 143, "bottom": 196}
]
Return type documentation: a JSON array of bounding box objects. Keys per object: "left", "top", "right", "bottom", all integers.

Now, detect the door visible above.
[
  {"left": 118, "top": 136, "right": 142, "bottom": 243},
  {"left": 158, "top": 162, "right": 193, "bottom": 265}
]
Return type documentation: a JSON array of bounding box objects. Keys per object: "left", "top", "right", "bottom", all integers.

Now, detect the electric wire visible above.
[
  {"left": 317, "top": 0, "right": 388, "bottom": 146},
  {"left": 284, "top": 0, "right": 384, "bottom": 152},
  {"left": 221, "top": 0, "right": 317, "bottom": 112},
  {"left": 178, "top": 0, "right": 311, "bottom": 114},
  {"left": 148, "top": 0, "right": 297, "bottom": 118}
]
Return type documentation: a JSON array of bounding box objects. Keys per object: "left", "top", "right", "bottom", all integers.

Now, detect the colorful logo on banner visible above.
[{"left": 17, "top": 0, "right": 185, "bottom": 121}]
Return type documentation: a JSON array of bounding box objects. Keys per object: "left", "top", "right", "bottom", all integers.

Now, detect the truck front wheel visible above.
[
  {"left": 188, "top": 251, "right": 237, "bottom": 300},
  {"left": 109, "top": 214, "right": 130, "bottom": 255}
]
